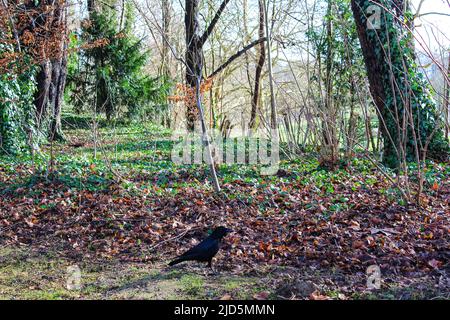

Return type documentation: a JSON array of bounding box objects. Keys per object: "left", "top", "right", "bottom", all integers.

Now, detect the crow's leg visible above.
[{"left": 207, "top": 259, "right": 217, "bottom": 275}]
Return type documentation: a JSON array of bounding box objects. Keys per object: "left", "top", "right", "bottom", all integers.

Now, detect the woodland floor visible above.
[{"left": 0, "top": 118, "right": 449, "bottom": 300}]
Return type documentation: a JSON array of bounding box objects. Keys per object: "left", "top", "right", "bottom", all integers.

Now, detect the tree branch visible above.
[
  {"left": 199, "top": 0, "right": 231, "bottom": 46},
  {"left": 208, "top": 37, "right": 267, "bottom": 79},
  {"left": 417, "top": 12, "right": 450, "bottom": 19}
]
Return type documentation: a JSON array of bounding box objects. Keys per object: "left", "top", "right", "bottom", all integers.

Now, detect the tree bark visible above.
[
  {"left": 185, "top": 0, "right": 203, "bottom": 131},
  {"left": 249, "top": 0, "right": 266, "bottom": 131},
  {"left": 34, "top": 61, "right": 51, "bottom": 128},
  {"left": 351, "top": 0, "right": 448, "bottom": 167},
  {"left": 263, "top": 0, "right": 277, "bottom": 130},
  {"left": 444, "top": 53, "right": 450, "bottom": 140},
  {"left": 31, "top": 0, "right": 68, "bottom": 142},
  {"left": 184, "top": 0, "right": 232, "bottom": 131},
  {"left": 48, "top": 3, "right": 68, "bottom": 141},
  {"left": 161, "top": 0, "right": 172, "bottom": 78},
  {"left": 49, "top": 40, "right": 68, "bottom": 142},
  {"left": 322, "top": 0, "right": 338, "bottom": 162}
]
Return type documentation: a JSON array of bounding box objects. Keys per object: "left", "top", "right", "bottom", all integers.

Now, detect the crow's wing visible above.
[{"left": 178, "top": 237, "right": 219, "bottom": 261}]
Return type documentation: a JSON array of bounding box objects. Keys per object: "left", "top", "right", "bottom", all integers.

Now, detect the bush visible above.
[{"left": 0, "top": 56, "right": 37, "bottom": 155}]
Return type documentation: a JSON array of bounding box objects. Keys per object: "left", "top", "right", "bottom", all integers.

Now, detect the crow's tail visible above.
[{"left": 168, "top": 257, "right": 184, "bottom": 266}]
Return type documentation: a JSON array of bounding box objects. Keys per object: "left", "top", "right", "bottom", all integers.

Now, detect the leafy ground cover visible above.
[{"left": 0, "top": 123, "right": 449, "bottom": 299}]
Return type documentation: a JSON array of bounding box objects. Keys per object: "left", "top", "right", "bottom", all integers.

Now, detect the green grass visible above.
[
  {"left": 0, "top": 247, "right": 272, "bottom": 300},
  {"left": 180, "top": 274, "right": 205, "bottom": 296}
]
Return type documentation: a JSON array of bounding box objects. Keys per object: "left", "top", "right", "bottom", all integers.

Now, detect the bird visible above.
[{"left": 168, "top": 226, "right": 232, "bottom": 272}]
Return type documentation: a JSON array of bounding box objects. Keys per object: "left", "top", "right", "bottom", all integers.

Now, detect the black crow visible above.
[{"left": 168, "top": 226, "right": 232, "bottom": 271}]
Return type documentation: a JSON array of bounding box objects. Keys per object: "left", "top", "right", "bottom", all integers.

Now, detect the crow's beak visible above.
[{"left": 225, "top": 228, "right": 233, "bottom": 234}]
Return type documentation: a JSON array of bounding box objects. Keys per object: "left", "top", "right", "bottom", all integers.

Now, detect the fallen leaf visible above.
[
  {"left": 253, "top": 291, "right": 270, "bottom": 300},
  {"left": 432, "top": 181, "right": 439, "bottom": 191},
  {"left": 310, "top": 291, "right": 331, "bottom": 300},
  {"left": 428, "top": 259, "right": 441, "bottom": 269}
]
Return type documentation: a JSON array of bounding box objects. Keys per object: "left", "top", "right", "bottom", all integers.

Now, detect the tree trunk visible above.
[
  {"left": 185, "top": 0, "right": 203, "bottom": 131},
  {"left": 444, "top": 53, "right": 450, "bottom": 140},
  {"left": 34, "top": 61, "right": 51, "bottom": 129},
  {"left": 161, "top": 0, "right": 172, "bottom": 78},
  {"left": 49, "top": 43, "right": 68, "bottom": 142},
  {"left": 184, "top": 0, "right": 231, "bottom": 131},
  {"left": 249, "top": 0, "right": 266, "bottom": 131},
  {"left": 48, "top": 3, "right": 68, "bottom": 142},
  {"left": 263, "top": 0, "right": 277, "bottom": 130},
  {"left": 346, "top": 82, "right": 357, "bottom": 158},
  {"left": 31, "top": 0, "right": 68, "bottom": 142},
  {"left": 322, "top": 0, "right": 338, "bottom": 162},
  {"left": 351, "top": 0, "right": 448, "bottom": 168}
]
